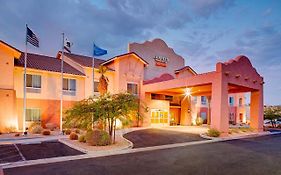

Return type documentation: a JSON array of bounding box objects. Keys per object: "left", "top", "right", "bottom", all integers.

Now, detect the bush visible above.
[
  {"left": 69, "top": 132, "right": 78, "bottom": 140},
  {"left": 30, "top": 125, "right": 43, "bottom": 134},
  {"left": 4, "top": 126, "right": 17, "bottom": 133},
  {"left": 207, "top": 128, "right": 220, "bottom": 137},
  {"left": 78, "top": 135, "right": 86, "bottom": 143},
  {"left": 14, "top": 133, "right": 20, "bottom": 137},
  {"left": 74, "top": 129, "right": 80, "bottom": 134},
  {"left": 64, "top": 129, "right": 71, "bottom": 135},
  {"left": 45, "top": 123, "right": 57, "bottom": 131},
  {"left": 196, "top": 117, "right": 203, "bottom": 126},
  {"left": 42, "top": 129, "right": 51, "bottom": 135},
  {"left": 85, "top": 129, "right": 111, "bottom": 146}
]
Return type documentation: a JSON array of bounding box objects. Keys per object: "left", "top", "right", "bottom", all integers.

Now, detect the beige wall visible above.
[
  {"left": 0, "top": 49, "right": 14, "bottom": 89},
  {"left": 14, "top": 67, "right": 85, "bottom": 101}
]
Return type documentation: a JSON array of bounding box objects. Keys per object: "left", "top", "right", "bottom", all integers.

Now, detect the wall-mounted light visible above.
[{"left": 188, "top": 109, "right": 191, "bottom": 113}]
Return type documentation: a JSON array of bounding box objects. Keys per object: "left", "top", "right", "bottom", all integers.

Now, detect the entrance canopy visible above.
[{"left": 141, "top": 55, "right": 264, "bottom": 135}]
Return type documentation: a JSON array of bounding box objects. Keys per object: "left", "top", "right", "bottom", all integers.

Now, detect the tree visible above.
[
  {"left": 97, "top": 65, "right": 109, "bottom": 96},
  {"left": 64, "top": 93, "right": 139, "bottom": 143},
  {"left": 264, "top": 106, "right": 281, "bottom": 127}
]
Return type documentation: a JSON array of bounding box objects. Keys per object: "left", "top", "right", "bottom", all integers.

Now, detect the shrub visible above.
[
  {"left": 85, "top": 129, "right": 111, "bottom": 146},
  {"left": 4, "top": 126, "right": 17, "bottom": 133},
  {"left": 28, "top": 122, "right": 41, "bottom": 130},
  {"left": 78, "top": 135, "right": 86, "bottom": 143},
  {"left": 42, "top": 129, "right": 51, "bottom": 135},
  {"left": 69, "top": 132, "right": 78, "bottom": 140},
  {"left": 196, "top": 117, "right": 203, "bottom": 126},
  {"left": 64, "top": 129, "right": 71, "bottom": 135},
  {"left": 207, "top": 128, "right": 220, "bottom": 137},
  {"left": 74, "top": 129, "right": 80, "bottom": 134},
  {"left": 30, "top": 125, "right": 43, "bottom": 134},
  {"left": 14, "top": 133, "right": 20, "bottom": 137},
  {"left": 45, "top": 123, "right": 57, "bottom": 131}
]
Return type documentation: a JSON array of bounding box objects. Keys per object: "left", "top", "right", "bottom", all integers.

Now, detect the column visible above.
[
  {"left": 250, "top": 87, "right": 264, "bottom": 131},
  {"left": 211, "top": 74, "right": 229, "bottom": 136},
  {"left": 180, "top": 96, "right": 191, "bottom": 125}
]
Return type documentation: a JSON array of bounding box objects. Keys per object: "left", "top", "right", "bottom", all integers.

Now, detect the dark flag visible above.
[
  {"left": 64, "top": 38, "right": 72, "bottom": 53},
  {"left": 26, "top": 26, "right": 39, "bottom": 47}
]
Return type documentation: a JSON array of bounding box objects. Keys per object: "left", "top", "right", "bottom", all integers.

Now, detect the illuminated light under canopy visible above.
[{"left": 185, "top": 88, "right": 191, "bottom": 96}]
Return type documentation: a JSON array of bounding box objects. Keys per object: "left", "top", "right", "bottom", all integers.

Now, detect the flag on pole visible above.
[
  {"left": 26, "top": 26, "right": 39, "bottom": 47},
  {"left": 64, "top": 38, "right": 72, "bottom": 53},
  {"left": 93, "top": 44, "right": 107, "bottom": 56}
]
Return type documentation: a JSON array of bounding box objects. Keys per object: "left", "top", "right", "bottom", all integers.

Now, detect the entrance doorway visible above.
[{"left": 151, "top": 109, "right": 169, "bottom": 125}]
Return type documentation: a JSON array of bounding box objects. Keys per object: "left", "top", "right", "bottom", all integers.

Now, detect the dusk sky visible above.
[{"left": 0, "top": 0, "right": 280, "bottom": 105}]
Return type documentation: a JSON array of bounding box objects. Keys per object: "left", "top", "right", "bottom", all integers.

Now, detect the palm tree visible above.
[{"left": 97, "top": 65, "right": 109, "bottom": 96}]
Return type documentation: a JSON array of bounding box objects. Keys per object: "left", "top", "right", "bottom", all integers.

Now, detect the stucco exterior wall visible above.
[
  {"left": 14, "top": 67, "right": 85, "bottom": 101},
  {"left": 128, "top": 39, "right": 184, "bottom": 80}
]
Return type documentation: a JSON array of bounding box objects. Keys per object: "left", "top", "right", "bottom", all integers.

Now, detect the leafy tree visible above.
[
  {"left": 264, "top": 106, "right": 281, "bottom": 127},
  {"left": 64, "top": 93, "right": 139, "bottom": 143},
  {"left": 97, "top": 65, "right": 109, "bottom": 96}
]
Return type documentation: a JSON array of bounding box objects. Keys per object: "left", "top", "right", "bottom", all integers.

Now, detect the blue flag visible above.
[{"left": 93, "top": 44, "right": 107, "bottom": 56}]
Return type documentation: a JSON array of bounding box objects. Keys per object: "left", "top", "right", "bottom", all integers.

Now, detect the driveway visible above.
[
  {"left": 4, "top": 133, "right": 281, "bottom": 175},
  {"left": 123, "top": 128, "right": 206, "bottom": 148}
]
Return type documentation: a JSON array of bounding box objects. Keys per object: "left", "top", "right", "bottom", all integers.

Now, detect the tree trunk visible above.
[{"left": 113, "top": 119, "right": 116, "bottom": 144}]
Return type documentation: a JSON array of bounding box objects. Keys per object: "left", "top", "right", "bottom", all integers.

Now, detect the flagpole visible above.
[
  {"left": 23, "top": 24, "right": 28, "bottom": 133},
  {"left": 60, "top": 33, "right": 64, "bottom": 132},
  {"left": 91, "top": 43, "right": 95, "bottom": 129}
]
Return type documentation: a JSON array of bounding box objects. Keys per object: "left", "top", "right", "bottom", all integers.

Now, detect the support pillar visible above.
[
  {"left": 211, "top": 74, "right": 229, "bottom": 136},
  {"left": 250, "top": 88, "right": 264, "bottom": 131},
  {"left": 180, "top": 96, "right": 191, "bottom": 125},
  {"left": 207, "top": 96, "right": 211, "bottom": 125}
]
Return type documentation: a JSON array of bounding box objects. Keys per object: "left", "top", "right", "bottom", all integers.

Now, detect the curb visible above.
[{"left": 200, "top": 131, "right": 278, "bottom": 142}]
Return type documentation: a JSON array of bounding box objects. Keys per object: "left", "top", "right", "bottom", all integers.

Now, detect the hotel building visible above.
[{"left": 0, "top": 39, "right": 264, "bottom": 135}]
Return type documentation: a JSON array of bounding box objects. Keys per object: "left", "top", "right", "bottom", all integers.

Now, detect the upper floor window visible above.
[
  {"left": 229, "top": 97, "right": 234, "bottom": 106},
  {"left": 63, "top": 78, "right": 76, "bottom": 92},
  {"left": 239, "top": 98, "right": 243, "bottom": 107},
  {"left": 26, "top": 74, "right": 41, "bottom": 88},
  {"left": 201, "top": 96, "right": 207, "bottom": 105},
  {"left": 26, "top": 108, "right": 41, "bottom": 122},
  {"left": 127, "top": 83, "right": 138, "bottom": 95},
  {"left": 94, "top": 81, "right": 99, "bottom": 93}
]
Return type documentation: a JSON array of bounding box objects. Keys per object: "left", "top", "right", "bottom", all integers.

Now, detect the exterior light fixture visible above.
[{"left": 185, "top": 88, "right": 191, "bottom": 96}]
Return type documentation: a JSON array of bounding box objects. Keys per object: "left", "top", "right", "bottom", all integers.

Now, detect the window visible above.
[
  {"left": 165, "top": 95, "right": 173, "bottom": 101},
  {"left": 193, "top": 96, "right": 197, "bottom": 104},
  {"left": 26, "top": 108, "right": 41, "bottom": 122},
  {"left": 239, "top": 98, "right": 243, "bottom": 107},
  {"left": 229, "top": 97, "right": 234, "bottom": 106},
  {"left": 63, "top": 78, "right": 76, "bottom": 91},
  {"left": 201, "top": 96, "right": 207, "bottom": 105},
  {"left": 127, "top": 83, "right": 138, "bottom": 95},
  {"left": 26, "top": 74, "right": 41, "bottom": 88},
  {"left": 94, "top": 81, "right": 99, "bottom": 92}
]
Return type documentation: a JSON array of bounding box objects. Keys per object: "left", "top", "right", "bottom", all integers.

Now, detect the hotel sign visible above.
[{"left": 154, "top": 56, "right": 169, "bottom": 67}]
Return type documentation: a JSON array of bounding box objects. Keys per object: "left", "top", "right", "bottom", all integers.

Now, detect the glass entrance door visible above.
[{"left": 151, "top": 110, "right": 168, "bottom": 124}]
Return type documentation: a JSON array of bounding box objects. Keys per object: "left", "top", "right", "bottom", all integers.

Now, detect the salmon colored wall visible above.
[
  {"left": 170, "top": 108, "right": 180, "bottom": 125},
  {"left": 0, "top": 90, "right": 17, "bottom": 132},
  {"left": 129, "top": 39, "right": 184, "bottom": 80},
  {"left": 110, "top": 54, "right": 145, "bottom": 94},
  {"left": 175, "top": 70, "right": 194, "bottom": 79},
  {"left": 16, "top": 98, "right": 76, "bottom": 130}
]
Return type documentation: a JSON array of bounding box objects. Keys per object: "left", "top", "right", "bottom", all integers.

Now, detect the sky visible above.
[{"left": 0, "top": 0, "right": 280, "bottom": 105}]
